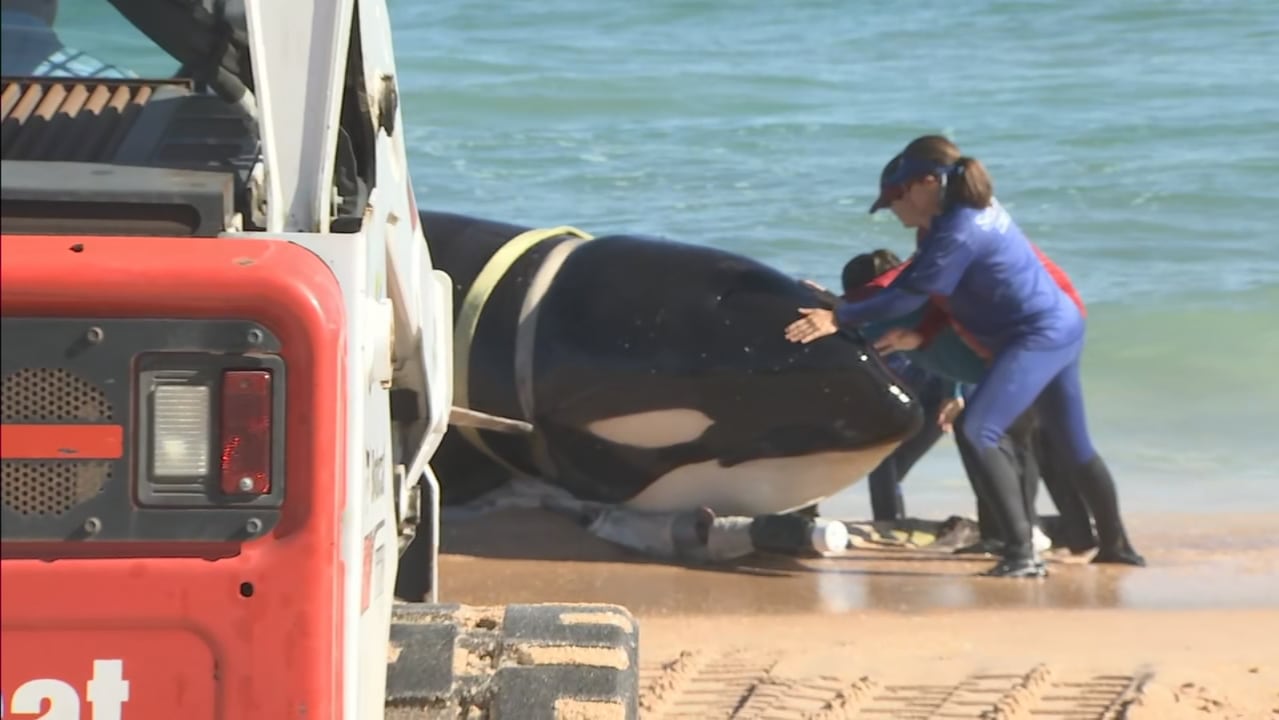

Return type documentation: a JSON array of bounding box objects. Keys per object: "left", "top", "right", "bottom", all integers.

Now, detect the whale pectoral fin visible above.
[{"left": 449, "top": 406, "right": 534, "bottom": 435}]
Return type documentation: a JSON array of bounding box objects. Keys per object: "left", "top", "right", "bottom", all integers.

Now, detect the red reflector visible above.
[{"left": 220, "top": 370, "right": 273, "bottom": 495}]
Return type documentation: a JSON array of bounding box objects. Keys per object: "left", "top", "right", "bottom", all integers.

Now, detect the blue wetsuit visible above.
[
  {"left": 834, "top": 198, "right": 1142, "bottom": 566},
  {"left": 835, "top": 199, "right": 1095, "bottom": 465}
]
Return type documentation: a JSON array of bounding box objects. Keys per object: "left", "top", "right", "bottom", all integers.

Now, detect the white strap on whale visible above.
[
  {"left": 514, "top": 234, "right": 592, "bottom": 477},
  {"left": 514, "top": 236, "right": 591, "bottom": 418},
  {"left": 452, "top": 225, "right": 593, "bottom": 473}
]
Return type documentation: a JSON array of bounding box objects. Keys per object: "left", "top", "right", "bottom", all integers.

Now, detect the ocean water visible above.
[
  {"left": 57, "top": 1, "right": 1279, "bottom": 516},
  {"left": 395, "top": 0, "right": 1279, "bottom": 516}
]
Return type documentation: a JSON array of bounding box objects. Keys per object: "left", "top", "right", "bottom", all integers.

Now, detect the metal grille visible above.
[
  {"left": 2, "top": 461, "right": 111, "bottom": 516},
  {"left": 1, "top": 367, "right": 114, "bottom": 421},
  {"left": 1, "top": 368, "right": 115, "bottom": 516}
]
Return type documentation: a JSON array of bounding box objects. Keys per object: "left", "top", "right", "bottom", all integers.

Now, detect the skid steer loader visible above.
[{"left": 0, "top": 1, "right": 639, "bottom": 718}]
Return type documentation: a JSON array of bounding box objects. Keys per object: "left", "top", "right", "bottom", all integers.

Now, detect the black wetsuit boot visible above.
[
  {"left": 1008, "top": 408, "right": 1042, "bottom": 540},
  {"left": 973, "top": 444, "right": 1047, "bottom": 578},
  {"left": 954, "top": 408, "right": 1040, "bottom": 563},
  {"left": 1035, "top": 431, "right": 1098, "bottom": 553},
  {"left": 1072, "top": 455, "right": 1145, "bottom": 566},
  {"left": 867, "top": 454, "right": 903, "bottom": 521},
  {"left": 955, "top": 425, "right": 1005, "bottom": 556},
  {"left": 953, "top": 406, "right": 1047, "bottom": 577}
]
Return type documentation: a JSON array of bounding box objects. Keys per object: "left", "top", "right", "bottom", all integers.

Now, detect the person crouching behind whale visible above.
[
  {"left": 809, "top": 253, "right": 1068, "bottom": 561},
  {"left": 793, "top": 249, "right": 954, "bottom": 521},
  {"left": 811, "top": 250, "right": 1044, "bottom": 555},
  {"left": 785, "top": 135, "right": 1145, "bottom": 578},
  {"left": 838, "top": 250, "right": 961, "bottom": 522}
]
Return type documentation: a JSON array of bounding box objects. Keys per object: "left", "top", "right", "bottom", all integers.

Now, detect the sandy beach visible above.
[{"left": 436, "top": 508, "right": 1279, "bottom": 719}]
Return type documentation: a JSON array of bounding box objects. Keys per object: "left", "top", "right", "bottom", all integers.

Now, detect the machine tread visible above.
[{"left": 386, "top": 602, "right": 639, "bottom": 719}]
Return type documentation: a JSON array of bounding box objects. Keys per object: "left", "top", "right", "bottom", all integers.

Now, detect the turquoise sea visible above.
[{"left": 65, "top": 0, "right": 1279, "bottom": 516}]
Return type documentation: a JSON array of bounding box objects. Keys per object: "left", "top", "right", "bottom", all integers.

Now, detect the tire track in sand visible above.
[{"left": 638, "top": 650, "right": 1151, "bottom": 719}]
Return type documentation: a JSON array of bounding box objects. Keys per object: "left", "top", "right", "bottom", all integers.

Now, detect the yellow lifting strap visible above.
[{"left": 452, "top": 225, "right": 594, "bottom": 472}]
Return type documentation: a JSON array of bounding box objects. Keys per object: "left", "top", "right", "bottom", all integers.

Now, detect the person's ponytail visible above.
[{"left": 945, "top": 156, "right": 994, "bottom": 209}]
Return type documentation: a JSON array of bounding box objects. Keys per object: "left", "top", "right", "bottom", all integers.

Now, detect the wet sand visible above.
[{"left": 437, "top": 509, "right": 1279, "bottom": 718}]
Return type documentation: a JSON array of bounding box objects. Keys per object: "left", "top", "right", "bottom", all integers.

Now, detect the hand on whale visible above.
[{"left": 784, "top": 307, "right": 840, "bottom": 344}]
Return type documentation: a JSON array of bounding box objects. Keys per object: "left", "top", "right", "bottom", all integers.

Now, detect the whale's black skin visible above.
[{"left": 421, "top": 210, "right": 923, "bottom": 509}]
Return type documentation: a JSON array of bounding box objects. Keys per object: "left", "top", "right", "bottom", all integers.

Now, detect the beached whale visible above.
[{"left": 420, "top": 210, "right": 923, "bottom": 516}]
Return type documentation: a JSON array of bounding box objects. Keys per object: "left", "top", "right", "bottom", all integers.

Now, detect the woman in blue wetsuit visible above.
[{"left": 785, "top": 135, "right": 1145, "bottom": 578}]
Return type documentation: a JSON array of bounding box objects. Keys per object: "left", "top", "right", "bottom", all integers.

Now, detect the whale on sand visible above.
[{"left": 421, "top": 210, "right": 923, "bottom": 516}]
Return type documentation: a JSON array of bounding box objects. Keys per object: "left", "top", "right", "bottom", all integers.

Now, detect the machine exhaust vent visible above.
[{"left": 0, "top": 77, "right": 187, "bottom": 163}]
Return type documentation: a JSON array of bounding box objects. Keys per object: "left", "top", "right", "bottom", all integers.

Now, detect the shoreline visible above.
[{"left": 438, "top": 508, "right": 1279, "bottom": 613}]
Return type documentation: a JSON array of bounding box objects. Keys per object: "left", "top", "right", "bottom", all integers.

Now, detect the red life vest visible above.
[
  {"left": 1032, "top": 244, "right": 1086, "bottom": 317},
  {"left": 841, "top": 262, "right": 909, "bottom": 302},
  {"left": 906, "top": 229, "right": 1086, "bottom": 358}
]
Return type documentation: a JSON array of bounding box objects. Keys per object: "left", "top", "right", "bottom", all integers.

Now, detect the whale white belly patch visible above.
[{"left": 622, "top": 444, "right": 899, "bottom": 516}]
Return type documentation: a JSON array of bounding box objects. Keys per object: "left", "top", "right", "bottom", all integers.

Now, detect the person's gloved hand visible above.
[{"left": 873, "top": 327, "right": 923, "bottom": 354}]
